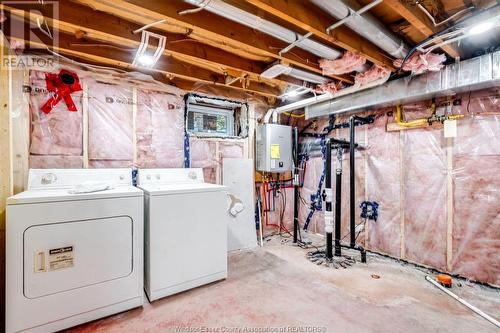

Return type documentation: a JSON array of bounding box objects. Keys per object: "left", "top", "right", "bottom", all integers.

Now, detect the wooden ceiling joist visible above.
[
  {"left": 384, "top": 0, "right": 461, "bottom": 58},
  {"left": 5, "top": 17, "right": 280, "bottom": 98},
  {"left": 75, "top": 0, "right": 353, "bottom": 83},
  {"left": 236, "top": 0, "right": 395, "bottom": 69},
  {"left": 1, "top": 1, "right": 303, "bottom": 90}
]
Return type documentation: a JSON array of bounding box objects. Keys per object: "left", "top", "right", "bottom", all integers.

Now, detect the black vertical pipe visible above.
[
  {"left": 349, "top": 116, "right": 356, "bottom": 248},
  {"left": 293, "top": 127, "right": 299, "bottom": 243},
  {"left": 334, "top": 148, "right": 342, "bottom": 257},
  {"left": 325, "top": 139, "right": 333, "bottom": 259}
]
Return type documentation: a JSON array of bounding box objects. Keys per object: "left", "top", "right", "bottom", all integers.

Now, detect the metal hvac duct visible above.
[
  {"left": 305, "top": 51, "right": 500, "bottom": 119},
  {"left": 184, "top": 0, "right": 342, "bottom": 59},
  {"left": 312, "top": 0, "right": 409, "bottom": 58}
]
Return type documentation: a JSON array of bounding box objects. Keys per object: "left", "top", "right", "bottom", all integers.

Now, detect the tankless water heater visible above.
[{"left": 256, "top": 124, "right": 292, "bottom": 172}]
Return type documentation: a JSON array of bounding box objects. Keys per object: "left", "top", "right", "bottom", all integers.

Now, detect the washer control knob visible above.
[
  {"left": 41, "top": 173, "right": 57, "bottom": 185},
  {"left": 188, "top": 171, "right": 197, "bottom": 180},
  {"left": 146, "top": 174, "right": 152, "bottom": 180},
  {"left": 156, "top": 174, "right": 161, "bottom": 180}
]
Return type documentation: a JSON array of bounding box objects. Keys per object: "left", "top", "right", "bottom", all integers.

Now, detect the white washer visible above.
[
  {"left": 6, "top": 169, "right": 144, "bottom": 333},
  {"left": 138, "top": 168, "right": 229, "bottom": 302}
]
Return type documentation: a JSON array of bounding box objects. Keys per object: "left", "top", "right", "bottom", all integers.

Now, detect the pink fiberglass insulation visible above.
[
  {"left": 354, "top": 64, "right": 391, "bottom": 86},
  {"left": 292, "top": 90, "right": 499, "bottom": 285},
  {"left": 402, "top": 127, "right": 447, "bottom": 271},
  {"left": 299, "top": 154, "right": 325, "bottom": 235},
  {"left": 263, "top": 187, "right": 294, "bottom": 236},
  {"left": 88, "top": 160, "right": 134, "bottom": 168},
  {"left": 315, "top": 81, "right": 343, "bottom": 95},
  {"left": 29, "top": 70, "right": 83, "bottom": 157},
  {"left": 29, "top": 155, "right": 83, "bottom": 169},
  {"left": 189, "top": 138, "right": 217, "bottom": 184},
  {"left": 136, "top": 90, "right": 185, "bottom": 168},
  {"left": 451, "top": 115, "right": 500, "bottom": 285},
  {"left": 451, "top": 88, "right": 500, "bottom": 115},
  {"left": 189, "top": 139, "right": 245, "bottom": 184},
  {"left": 393, "top": 52, "right": 446, "bottom": 75},
  {"left": 319, "top": 51, "right": 366, "bottom": 76},
  {"left": 219, "top": 142, "right": 244, "bottom": 159},
  {"left": 335, "top": 125, "right": 367, "bottom": 246},
  {"left": 452, "top": 155, "right": 500, "bottom": 285},
  {"left": 365, "top": 112, "right": 401, "bottom": 257},
  {"left": 88, "top": 81, "right": 133, "bottom": 163}
]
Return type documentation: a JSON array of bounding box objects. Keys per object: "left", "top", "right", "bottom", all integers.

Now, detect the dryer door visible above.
[{"left": 24, "top": 216, "right": 133, "bottom": 299}]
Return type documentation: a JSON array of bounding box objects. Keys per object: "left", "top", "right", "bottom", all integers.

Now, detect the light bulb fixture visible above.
[
  {"left": 280, "top": 86, "right": 312, "bottom": 100},
  {"left": 132, "top": 30, "right": 166, "bottom": 68},
  {"left": 468, "top": 21, "right": 496, "bottom": 35},
  {"left": 136, "top": 54, "right": 155, "bottom": 66}
]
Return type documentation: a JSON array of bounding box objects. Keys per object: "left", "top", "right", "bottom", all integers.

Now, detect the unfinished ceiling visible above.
[{"left": 1, "top": 0, "right": 499, "bottom": 101}]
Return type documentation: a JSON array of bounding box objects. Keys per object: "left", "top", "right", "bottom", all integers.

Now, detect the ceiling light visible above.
[
  {"left": 280, "top": 86, "right": 312, "bottom": 100},
  {"left": 136, "top": 54, "right": 155, "bottom": 66},
  {"left": 468, "top": 21, "right": 496, "bottom": 35},
  {"left": 132, "top": 30, "right": 166, "bottom": 68}
]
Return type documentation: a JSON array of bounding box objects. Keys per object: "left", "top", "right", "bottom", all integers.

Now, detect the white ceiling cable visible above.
[
  {"left": 36, "top": 17, "right": 53, "bottom": 39},
  {"left": 178, "top": 0, "right": 212, "bottom": 15},
  {"left": 417, "top": 14, "right": 500, "bottom": 53},
  {"left": 132, "top": 19, "right": 167, "bottom": 34},
  {"left": 418, "top": 4, "right": 474, "bottom": 27}
]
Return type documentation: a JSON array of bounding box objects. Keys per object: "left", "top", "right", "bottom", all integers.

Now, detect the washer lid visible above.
[
  {"left": 7, "top": 186, "right": 143, "bottom": 205},
  {"left": 139, "top": 182, "right": 227, "bottom": 196}
]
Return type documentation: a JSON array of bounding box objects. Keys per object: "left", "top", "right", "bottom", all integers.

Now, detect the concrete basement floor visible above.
[{"left": 68, "top": 237, "right": 500, "bottom": 333}]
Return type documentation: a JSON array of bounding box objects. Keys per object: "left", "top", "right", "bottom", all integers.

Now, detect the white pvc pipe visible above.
[{"left": 425, "top": 276, "right": 500, "bottom": 328}]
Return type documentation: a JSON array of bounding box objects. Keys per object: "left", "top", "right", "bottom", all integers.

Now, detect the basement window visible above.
[{"left": 186, "top": 94, "right": 248, "bottom": 138}]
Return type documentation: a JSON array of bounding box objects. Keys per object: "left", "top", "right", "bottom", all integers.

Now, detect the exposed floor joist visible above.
[
  {"left": 75, "top": 0, "right": 353, "bottom": 83},
  {"left": 5, "top": 21, "right": 281, "bottom": 98},
  {"left": 2, "top": 2, "right": 304, "bottom": 92},
  {"left": 236, "top": 0, "right": 395, "bottom": 69},
  {"left": 384, "top": 0, "right": 461, "bottom": 58}
]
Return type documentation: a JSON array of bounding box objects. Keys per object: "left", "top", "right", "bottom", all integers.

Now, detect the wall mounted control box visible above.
[{"left": 256, "top": 124, "right": 292, "bottom": 172}]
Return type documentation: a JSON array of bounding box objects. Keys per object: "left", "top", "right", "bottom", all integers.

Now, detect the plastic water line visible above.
[{"left": 425, "top": 276, "right": 500, "bottom": 328}]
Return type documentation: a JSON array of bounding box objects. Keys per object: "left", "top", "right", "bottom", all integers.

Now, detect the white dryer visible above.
[
  {"left": 138, "top": 168, "right": 229, "bottom": 302},
  {"left": 6, "top": 169, "right": 144, "bottom": 333}
]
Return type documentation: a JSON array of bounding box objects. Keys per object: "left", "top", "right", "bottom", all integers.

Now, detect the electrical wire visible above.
[
  {"left": 418, "top": 4, "right": 474, "bottom": 27},
  {"left": 340, "top": 220, "right": 366, "bottom": 242},
  {"left": 392, "top": 15, "right": 467, "bottom": 77}
]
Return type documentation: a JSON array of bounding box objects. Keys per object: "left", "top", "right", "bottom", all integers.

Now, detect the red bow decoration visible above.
[{"left": 41, "top": 70, "right": 82, "bottom": 114}]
